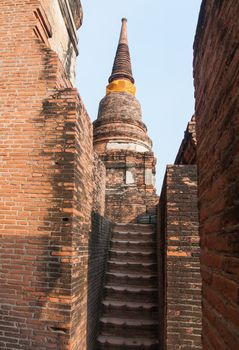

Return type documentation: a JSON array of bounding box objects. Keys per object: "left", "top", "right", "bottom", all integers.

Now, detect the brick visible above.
[
  {"left": 93, "top": 89, "right": 158, "bottom": 223},
  {"left": 158, "top": 165, "right": 202, "bottom": 348},
  {"left": 194, "top": 0, "right": 239, "bottom": 347},
  {"left": 0, "top": 1, "right": 93, "bottom": 349}
]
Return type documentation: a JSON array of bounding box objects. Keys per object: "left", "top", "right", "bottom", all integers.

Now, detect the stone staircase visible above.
[{"left": 97, "top": 223, "right": 159, "bottom": 349}]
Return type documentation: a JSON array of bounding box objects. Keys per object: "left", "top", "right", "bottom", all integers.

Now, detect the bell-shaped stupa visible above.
[{"left": 93, "top": 18, "right": 158, "bottom": 223}]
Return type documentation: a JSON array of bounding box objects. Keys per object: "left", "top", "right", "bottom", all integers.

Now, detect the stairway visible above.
[{"left": 97, "top": 223, "right": 159, "bottom": 350}]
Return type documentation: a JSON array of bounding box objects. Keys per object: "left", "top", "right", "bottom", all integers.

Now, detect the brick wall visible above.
[
  {"left": 175, "top": 116, "right": 197, "bottom": 165},
  {"left": 0, "top": 1, "right": 93, "bottom": 349},
  {"left": 194, "top": 0, "right": 239, "bottom": 348},
  {"left": 68, "top": 94, "right": 93, "bottom": 350},
  {"left": 87, "top": 213, "right": 112, "bottom": 350},
  {"left": 102, "top": 150, "right": 158, "bottom": 223},
  {"left": 93, "top": 153, "right": 106, "bottom": 217},
  {"left": 93, "top": 87, "right": 158, "bottom": 224},
  {"left": 158, "top": 165, "right": 202, "bottom": 349},
  {"left": 86, "top": 153, "right": 111, "bottom": 349}
]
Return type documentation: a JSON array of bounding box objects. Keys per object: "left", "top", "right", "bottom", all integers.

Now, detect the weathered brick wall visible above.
[
  {"left": 158, "top": 165, "right": 202, "bottom": 349},
  {"left": 175, "top": 116, "right": 197, "bottom": 165},
  {"left": 94, "top": 92, "right": 152, "bottom": 155},
  {"left": 70, "top": 95, "right": 93, "bottom": 350},
  {"left": 194, "top": 1, "right": 239, "bottom": 348},
  {"left": 86, "top": 152, "right": 111, "bottom": 350},
  {"left": 94, "top": 86, "right": 158, "bottom": 224},
  {"left": 102, "top": 150, "right": 158, "bottom": 223},
  {"left": 0, "top": 1, "right": 93, "bottom": 349},
  {"left": 92, "top": 153, "right": 106, "bottom": 217},
  {"left": 87, "top": 213, "right": 112, "bottom": 350}
]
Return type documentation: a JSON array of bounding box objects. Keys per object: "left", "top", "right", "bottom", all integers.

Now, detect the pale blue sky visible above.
[{"left": 76, "top": 1, "right": 202, "bottom": 192}]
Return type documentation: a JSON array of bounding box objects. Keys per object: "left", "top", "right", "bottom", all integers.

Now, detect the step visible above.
[
  {"left": 97, "top": 223, "right": 159, "bottom": 348},
  {"left": 108, "top": 261, "right": 157, "bottom": 274},
  {"left": 104, "top": 285, "right": 158, "bottom": 303},
  {"left": 106, "top": 271, "right": 157, "bottom": 287},
  {"left": 102, "top": 300, "right": 158, "bottom": 319},
  {"left": 113, "top": 224, "right": 155, "bottom": 234},
  {"left": 112, "top": 230, "right": 155, "bottom": 242},
  {"left": 138, "top": 214, "right": 157, "bottom": 225},
  {"left": 111, "top": 239, "right": 156, "bottom": 252},
  {"left": 97, "top": 335, "right": 159, "bottom": 349},
  {"left": 109, "top": 250, "right": 156, "bottom": 263},
  {"left": 99, "top": 317, "right": 158, "bottom": 338}
]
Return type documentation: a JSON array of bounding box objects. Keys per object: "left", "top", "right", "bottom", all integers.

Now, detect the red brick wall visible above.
[
  {"left": 66, "top": 93, "right": 93, "bottom": 350},
  {"left": 158, "top": 165, "right": 202, "bottom": 349},
  {"left": 93, "top": 90, "right": 158, "bottom": 224},
  {"left": 102, "top": 150, "right": 158, "bottom": 223},
  {"left": 92, "top": 153, "right": 106, "bottom": 217},
  {"left": 194, "top": 0, "right": 239, "bottom": 348},
  {"left": 0, "top": 1, "right": 93, "bottom": 349},
  {"left": 175, "top": 116, "right": 197, "bottom": 165},
  {"left": 86, "top": 153, "right": 111, "bottom": 349}
]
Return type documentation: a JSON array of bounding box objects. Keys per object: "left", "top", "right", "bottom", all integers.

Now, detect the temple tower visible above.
[{"left": 93, "top": 18, "right": 158, "bottom": 223}]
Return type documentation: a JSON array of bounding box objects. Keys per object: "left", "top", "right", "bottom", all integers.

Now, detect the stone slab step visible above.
[
  {"left": 109, "top": 250, "right": 156, "bottom": 263},
  {"left": 111, "top": 239, "right": 156, "bottom": 251},
  {"left": 112, "top": 231, "right": 155, "bottom": 242},
  {"left": 113, "top": 224, "right": 155, "bottom": 234},
  {"left": 100, "top": 317, "right": 158, "bottom": 326},
  {"left": 97, "top": 335, "right": 159, "bottom": 350},
  {"left": 100, "top": 317, "right": 158, "bottom": 338},
  {"left": 102, "top": 300, "right": 158, "bottom": 310},
  {"left": 105, "top": 285, "right": 158, "bottom": 293},
  {"left": 106, "top": 271, "right": 157, "bottom": 287},
  {"left": 108, "top": 261, "right": 157, "bottom": 274},
  {"left": 102, "top": 300, "right": 158, "bottom": 319},
  {"left": 104, "top": 285, "right": 158, "bottom": 302}
]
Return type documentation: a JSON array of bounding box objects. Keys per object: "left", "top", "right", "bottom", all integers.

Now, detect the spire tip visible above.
[{"left": 108, "top": 17, "right": 134, "bottom": 85}]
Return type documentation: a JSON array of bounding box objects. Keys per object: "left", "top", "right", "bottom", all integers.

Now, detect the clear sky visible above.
[{"left": 76, "top": 1, "right": 202, "bottom": 193}]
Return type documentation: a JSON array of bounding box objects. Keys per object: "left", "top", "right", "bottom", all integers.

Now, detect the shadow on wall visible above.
[
  {"left": 157, "top": 176, "right": 167, "bottom": 349},
  {"left": 31, "top": 90, "right": 80, "bottom": 346},
  {"left": 1, "top": 89, "right": 84, "bottom": 349},
  {"left": 87, "top": 208, "right": 160, "bottom": 349},
  {"left": 28, "top": 86, "right": 92, "bottom": 348},
  {"left": 87, "top": 212, "right": 112, "bottom": 350},
  {"left": 36, "top": 86, "right": 112, "bottom": 349}
]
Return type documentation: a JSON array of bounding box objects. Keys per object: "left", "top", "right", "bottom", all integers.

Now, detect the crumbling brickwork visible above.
[
  {"left": 94, "top": 100, "right": 158, "bottom": 223},
  {"left": 5, "top": 0, "right": 239, "bottom": 348},
  {"left": 194, "top": 0, "right": 239, "bottom": 348},
  {"left": 0, "top": 1, "right": 94, "bottom": 349},
  {"left": 158, "top": 165, "right": 202, "bottom": 349},
  {"left": 175, "top": 116, "right": 197, "bottom": 165},
  {"left": 87, "top": 154, "right": 111, "bottom": 350},
  {"left": 101, "top": 150, "right": 158, "bottom": 223},
  {"left": 92, "top": 154, "right": 106, "bottom": 217}
]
